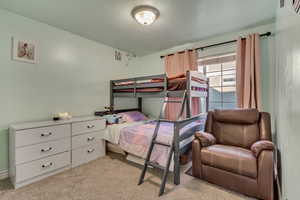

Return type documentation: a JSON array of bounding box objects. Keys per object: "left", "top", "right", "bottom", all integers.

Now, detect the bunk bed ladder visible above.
[{"left": 138, "top": 91, "right": 187, "bottom": 196}]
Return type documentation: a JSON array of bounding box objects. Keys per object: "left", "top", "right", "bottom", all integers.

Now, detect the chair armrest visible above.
[
  {"left": 194, "top": 131, "right": 216, "bottom": 147},
  {"left": 251, "top": 140, "right": 275, "bottom": 157}
]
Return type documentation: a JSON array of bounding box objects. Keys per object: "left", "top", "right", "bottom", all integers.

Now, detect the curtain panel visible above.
[
  {"left": 164, "top": 50, "right": 199, "bottom": 120},
  {"left": 236, "top": 33, "right": 262, "bottom": 110}
]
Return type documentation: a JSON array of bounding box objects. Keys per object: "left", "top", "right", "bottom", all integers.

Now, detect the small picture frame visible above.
[
  {"left": 115, "top": 50, "right": 122, "bottom": 61},
  {"left": 12, "top": 37, "right": 37, "bottom": 64},
  {"left": 293, "top": 0, "right": 300, "bottom": 14}
]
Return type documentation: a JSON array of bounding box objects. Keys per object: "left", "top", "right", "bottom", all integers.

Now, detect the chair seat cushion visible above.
[{"left": 201, "top": 144, "right": 257, "bottom": 178}]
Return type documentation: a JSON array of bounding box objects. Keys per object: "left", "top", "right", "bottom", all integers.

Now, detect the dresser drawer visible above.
[
  {"left": 16, "top": 152, "right": 70, "bottom": 183},
  {"left": 72, "top": 119, "right": 106, "bottom": 136},
  {"left": 15, "top": 138, "right": 71, "bottom": 165},
  {"left": 15, "top": 124, "right": 71, "bottom": 148},
  {"left": 72, "top": 131, "right": 103, "bottom": 150},
  {"left": 72, "top": 141, "right": 105, "bottom": 168}
]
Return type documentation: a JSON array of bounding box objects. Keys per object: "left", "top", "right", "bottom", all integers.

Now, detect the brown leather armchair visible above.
[{"left": 192, "top": 109, "right": 274, "bottom": 200}]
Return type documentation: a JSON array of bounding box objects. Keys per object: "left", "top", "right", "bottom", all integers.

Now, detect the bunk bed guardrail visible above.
[{"left": 110, "top": 71, "right": 208, "bottom": 102}]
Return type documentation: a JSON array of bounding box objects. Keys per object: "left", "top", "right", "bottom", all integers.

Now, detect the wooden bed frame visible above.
[{"left": 109, "top": 70, "right": 209, "bottom": 188}]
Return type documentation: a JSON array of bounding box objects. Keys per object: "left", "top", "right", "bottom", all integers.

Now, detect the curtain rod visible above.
[{"left": 160, "top": 32, "right": 272, "bottom": 59}]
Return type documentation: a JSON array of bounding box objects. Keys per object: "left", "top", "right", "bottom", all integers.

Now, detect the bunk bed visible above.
[
  {"left": 109, "top": 70, "right": 209, "bottom": 195},
  {"left": 111, "top": 71, "right": 208, "bottom": 100}
]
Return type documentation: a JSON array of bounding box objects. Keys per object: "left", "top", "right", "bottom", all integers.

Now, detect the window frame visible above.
[{"left": 198, "top": 53, "right": 237, "bottom": 110}]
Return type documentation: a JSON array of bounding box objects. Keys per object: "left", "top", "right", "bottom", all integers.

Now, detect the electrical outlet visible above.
[{"left": 280, "top": 0, "right": 285, "bottom": 8}]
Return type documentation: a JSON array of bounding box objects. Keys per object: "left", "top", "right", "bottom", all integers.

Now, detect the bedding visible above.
[
  {"left": 103, "top": 111, "right": 202, "bottom": 168},
  {"left": 114, "top": 79, "right": 163, "bottom": 86},
  {"left": 119, "top": 121, "right": 200, "bottom": 167},
  {"left": 118, "top": 111, "right": 149, "bottom": 123},
  {"left": 103, "top": 121, "right": 147, "bottom": 144},
  {"left": 103, "top": 111, "right": 152, "bottom": 144}
]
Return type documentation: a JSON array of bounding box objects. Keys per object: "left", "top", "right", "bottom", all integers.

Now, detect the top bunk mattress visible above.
[{"left": 113, "top": 74, "right": 207, "bottom": 93}]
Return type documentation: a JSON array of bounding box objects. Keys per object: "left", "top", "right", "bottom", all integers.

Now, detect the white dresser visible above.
[
  {"left": 71, "top": 118, "right": 106, "bottom": 168},
  {"left": 9, "top": 116, "right": 106, "bottom": 189}
]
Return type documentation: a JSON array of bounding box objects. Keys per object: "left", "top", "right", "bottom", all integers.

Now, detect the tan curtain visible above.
[
  {"left": 236, "top": 33, "right": 262, "bottom": 110},
  {"left": 164, "top": 50, "right": 199, "bottom": 120}
]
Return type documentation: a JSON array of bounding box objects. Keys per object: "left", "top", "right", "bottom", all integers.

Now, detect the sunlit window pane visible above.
[
  {"left": 223, "top": 69, "right": 235, "bottom": 76},
  {"left": 222, "top": 61, "right": 236, "bottom": 70},
  {"left": 222, "top": 86, "right": 236, "bottom": 102},
  {"left": 223, "top": 102, "right": 237, "bottom": 109},
  {"left": 208, "top": 76, "right": 222, "bottom": 87},
  {"left": 209, "top": 87, "right": 222, "bottom": 102},
  {"left": 206, "top": 64, "right": 221, "bottom": 72},
  {"left": 206, "top": 71, "right": 222, "bottom": 77},
  {"left": 198, "top": 65, "right": 205, "bottom": 73},
  {"left": 223, "top": 74, "right": 236, "bottom": 86},
  {"left": 209, "top": 102, "right": 222, "bottom": 110},
  {"left": 198, "top": 53, "right": 237, "bottom": 111}
]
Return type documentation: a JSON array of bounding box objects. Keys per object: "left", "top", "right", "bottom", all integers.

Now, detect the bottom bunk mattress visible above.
[{"left": 119, "top": 121, "right": 200, "bottom": 167}]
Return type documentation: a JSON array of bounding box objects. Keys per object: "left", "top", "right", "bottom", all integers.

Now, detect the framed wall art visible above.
[{"left": 12, "top": 37, "right": 37, "bottom": 64}]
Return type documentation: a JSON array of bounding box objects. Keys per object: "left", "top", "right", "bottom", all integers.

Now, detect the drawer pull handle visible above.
[
  {"left": 41, "top": 147, "right": 53, "bottom": 152},
  {"left": 87, "top": 125, "right": 95, "bottom": 129},
  {"left": 41, "top": 132, "right": 52, "bottom": 137},
  {"left": 42, "top": 162, "right": 53, "bottom": 168},
  {"left": 87, "top": 149, "right": 95, "bottom": 153},
  {"left": 87, "top": 137, "right": 95, "bottom": 141}
]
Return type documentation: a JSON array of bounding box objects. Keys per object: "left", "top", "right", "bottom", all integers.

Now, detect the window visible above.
[{"left": 198, "top": 53, "right": 237, "bottom": 110}]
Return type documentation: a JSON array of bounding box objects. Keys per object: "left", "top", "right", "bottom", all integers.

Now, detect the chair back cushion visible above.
[
  {"left": 214, "top": 109, "right": 259, "bottom": 124},
  {"left": 212, "top": 109, "right": 260, "bottom": 148}
]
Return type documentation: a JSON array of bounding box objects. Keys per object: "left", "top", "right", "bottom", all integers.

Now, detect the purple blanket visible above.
[{"left": 119, "top": 121, "right": 200, "bottom": 166}]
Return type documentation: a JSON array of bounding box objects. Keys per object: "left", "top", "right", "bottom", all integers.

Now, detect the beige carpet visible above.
[{"left": 0, "top": 153, "right": 256, "bottom": 200}]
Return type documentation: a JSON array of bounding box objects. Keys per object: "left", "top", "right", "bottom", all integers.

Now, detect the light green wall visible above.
[
  {"left": 260, "top": 37, "right": 275, "bottom": 113},
  {"left": 275, "top": 2, "right": 300, "bottom": 199},
  {"left": 0, "top": 130, "right": 8, "bottom": 170},
  {"left": 0, "top": 9, "right": 136, "bottom": 171},
  {"left": 129, "top": 23, "right": 276, "bottom": 118}
]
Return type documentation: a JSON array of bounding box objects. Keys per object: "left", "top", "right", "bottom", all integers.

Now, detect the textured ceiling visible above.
[{"left": 0, "top": 0, "right": 276, "bottom": 56}]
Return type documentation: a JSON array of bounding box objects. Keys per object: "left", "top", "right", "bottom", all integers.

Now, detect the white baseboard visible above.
[{"left": 0, "top": 169, "right": 8, "bottom": 180}]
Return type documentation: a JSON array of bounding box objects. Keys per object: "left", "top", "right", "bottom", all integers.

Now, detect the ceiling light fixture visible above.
[{"left": 131, "top": 5, "right": 160, "bottom": 25}]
